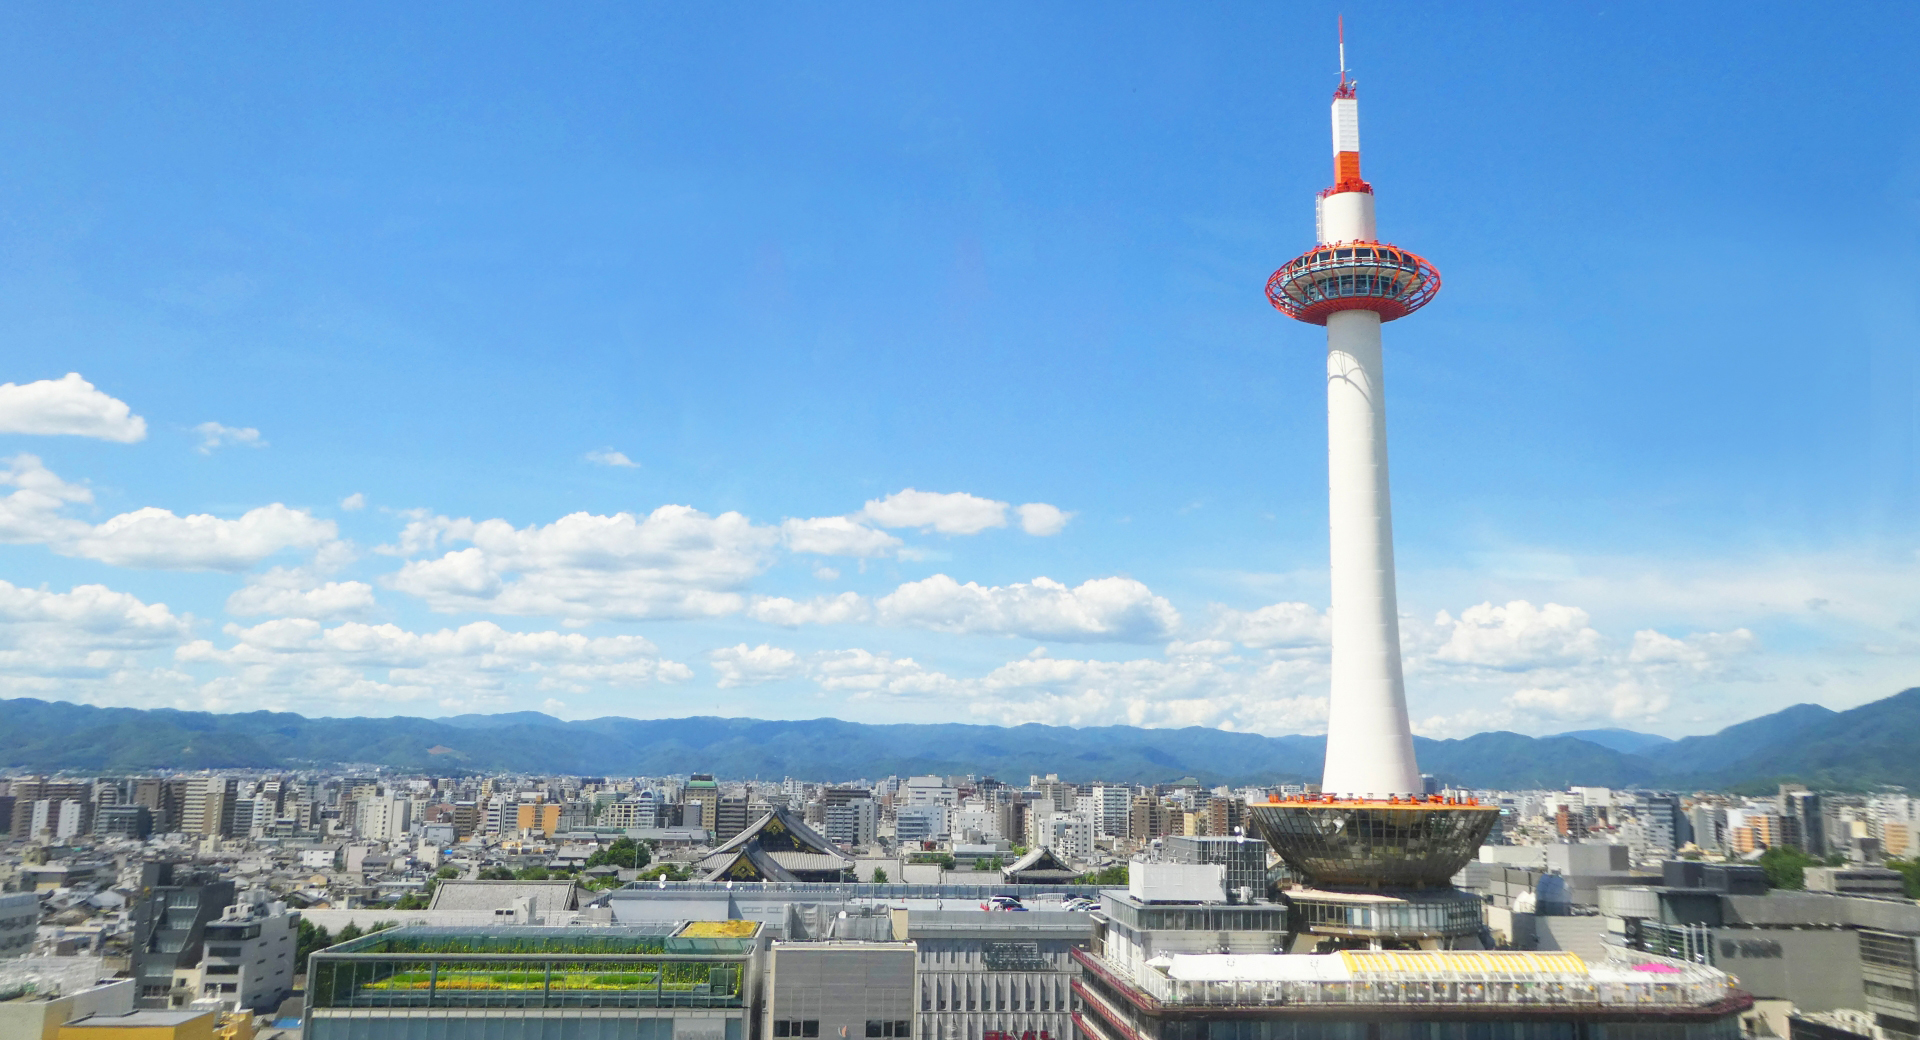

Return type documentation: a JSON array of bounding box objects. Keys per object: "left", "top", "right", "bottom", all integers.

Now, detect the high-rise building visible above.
[
  {"left": 1785, "top": 787, "right": 1826, "bottom": 855},
  {"left": 683, "top": 775, "right": 720, "bottom": 833},
  {"left": 181, "top": 777, "right": 238, "bottom": 838}
]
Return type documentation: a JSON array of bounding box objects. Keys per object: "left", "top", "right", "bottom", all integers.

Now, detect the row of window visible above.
[
  {"left": 921, "top": 976, "right": 1068, "bottom": 1013},
  {"left": 771, "top": 1022, "right": 817, "bottom": 1037},
  {"left": 866, "top": 1021, "right": 912, "bottom": 1037}
]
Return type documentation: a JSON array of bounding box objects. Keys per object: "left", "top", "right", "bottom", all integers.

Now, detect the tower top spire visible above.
[{"left": 1335, "top": 16, "right": 1356, "bottom": 99}]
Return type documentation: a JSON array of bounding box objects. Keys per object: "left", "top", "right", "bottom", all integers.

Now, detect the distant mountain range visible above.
[{"left": 2, "top": 688, "right": 1917, "bottom": 792}]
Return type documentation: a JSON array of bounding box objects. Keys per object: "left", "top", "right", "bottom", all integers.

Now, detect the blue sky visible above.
[{"left": 0, "top": 2, "right": 1914, "bottom": 737}]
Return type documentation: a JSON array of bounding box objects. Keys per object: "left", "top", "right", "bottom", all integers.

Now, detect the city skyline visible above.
[{"left": 0, "top": 4, "right": 1916, "bottom": 736}]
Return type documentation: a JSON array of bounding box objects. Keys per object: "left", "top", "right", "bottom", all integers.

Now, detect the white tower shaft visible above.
[
  {"left": 1321, "top": 307, "right": 1420, "bottom": 797},
  {"left": 1315, "top": 89, "right": 1421, "bottom": 799}
]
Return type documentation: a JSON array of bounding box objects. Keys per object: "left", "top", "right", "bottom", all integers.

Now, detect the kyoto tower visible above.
[{"left": 1265, "top": 31, "right": 1440, "bottom": 800}]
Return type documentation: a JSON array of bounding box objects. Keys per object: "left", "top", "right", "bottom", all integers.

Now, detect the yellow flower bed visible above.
[{"left": 676, "top": 921, "right": 757, "bottom": 939}]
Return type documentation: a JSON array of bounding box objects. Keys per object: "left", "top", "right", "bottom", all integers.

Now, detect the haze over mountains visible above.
[{"left": 3, "top": 688, "right": 1916, "bottom": 792}]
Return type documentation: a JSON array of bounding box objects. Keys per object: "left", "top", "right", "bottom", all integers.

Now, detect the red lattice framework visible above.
[{"left": 1265, "top": 240, "right": 1441, "bottom": 325}]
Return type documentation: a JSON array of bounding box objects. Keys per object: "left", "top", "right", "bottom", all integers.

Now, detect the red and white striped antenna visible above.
[{"left": 1338, "top": 15, "right": 1347, "bottom": 88}]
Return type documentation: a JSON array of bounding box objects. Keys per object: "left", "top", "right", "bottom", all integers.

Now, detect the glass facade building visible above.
[{"left": 304, "top": 926, "right": 755, "bottom": 1040}]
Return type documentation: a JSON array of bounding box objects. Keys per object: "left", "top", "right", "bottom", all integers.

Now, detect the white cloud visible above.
[
  {"left": 1402, "top": 600, "right": 1764, "bottom": 735},
  {"left": 1212, "top": 601, "right": 1330, "bottom": 649},
  {"left": 340, "top": 492, "right": 367, "bottom": 511},
  {"left": 1016, "top": 503, "right": 1072, "bottom": 536},
  {"left": 861, "top": 489, "right": 1009, "bottom": 535},
  {"left": 178, "top": 619, "right": 693, "bottom": 708},
  {"left": 876, "top": 574, "right": 1180, "bottom": 642},
  {"left": 796, "top": 643, "right": 1328, "bottom": 733},
  {"left": 781, "top": 516, "right": 902, "bottom": 557},
  {"left": 195, "top": 421, "right": 266, "bottom": 454},
  {"left": 0, "top": 454, "right": 92, "bottom": 544},
  {"left": 1430, "top": 601, "right": 1606, "bottom": 670},
  {"left": 0, "top": 580, "right": 190, "bottom": 684},
  {"left": 386, "top": 506, "right": 780, "bottom": 620},
  {"left": 747, "top": 592, "right": 871, "bottom": 626},
  {"left": 0, "top": 454, "right": 336, "bottom": 572},
  {"left": 709, "top": 643, "right": 805, "bottom": 688},
  {"left": 0, "top": 373, "right": 147, "bottom": 443},
  {"left": 226, "top": 566, "right": 376, "bottom": 619},
  {"left": 585, "top": 448, "right": 639, "bottom": 468},
  {"left": 66, "top": 504, "right": 338, "bottom": 571}
]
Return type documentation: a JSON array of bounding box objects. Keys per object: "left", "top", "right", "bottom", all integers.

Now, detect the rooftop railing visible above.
[{"left": 1077, "top": 949, "right": 1737, "bottom": 1011}]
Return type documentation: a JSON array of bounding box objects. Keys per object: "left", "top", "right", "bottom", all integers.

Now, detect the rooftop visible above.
[{"left": 1079, "top": 947, "right": 1744, "bottom": 1012}]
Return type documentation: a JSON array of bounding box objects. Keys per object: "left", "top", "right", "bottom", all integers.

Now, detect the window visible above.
[
  {"left": 206, "top": 965, "right": 240, "bottom": 976},
  {"left": 775, "top": 1022, "right": 818, "bottom": 1038},
  {"left": 209, "top": 946, "right": 242, "bottom": 958},
  {"left": 865, "top": 1023, "right": 910, "bottom": 1038},
  {"left": 804, "top": 1023, "right": 819, "bottom": 1038}
]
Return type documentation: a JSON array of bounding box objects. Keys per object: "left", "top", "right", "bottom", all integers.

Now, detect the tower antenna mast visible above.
[{"left": 1338, "top": 15, "right": 1347, "bottom": 88}]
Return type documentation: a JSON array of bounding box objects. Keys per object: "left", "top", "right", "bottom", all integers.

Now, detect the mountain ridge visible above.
[{"left": 1, "top": 689, "right": 1915, "bottom": 790}]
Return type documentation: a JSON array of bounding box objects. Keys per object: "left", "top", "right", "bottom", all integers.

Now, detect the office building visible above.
[
  {"left": 195, "top": 897, "right": 297, "bottom": 1011},
  {"left": 128, "top": 864, "right": 236, "bottom": 1008},
  {"left": 684, "top": 776, "right": 721, "bottom": 834},
  {"left": 0, "top": 892, "right": 37, "bottom": 956},
  {"left": 766, "top": 942, "right": 915, "bottom": 1040}
]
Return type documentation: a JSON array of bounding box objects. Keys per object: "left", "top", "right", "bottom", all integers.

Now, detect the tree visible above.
[
  {"left": 295, "top": 919, "right": 334, "bottom": 971},
  {"left": 638, "top": 862, "right": 692, "bottom": 882},
  {"left": 435, "top": 865, "right": 460, "bottom": 879},
  {"left": 1888, "top": 859, "right": 1920, "bottom": 899},
  {"left": 335, "top": 922, "right": 364, "bottom": 944},
  {"left": 516, "top": 865, "right": 551, "bottom": 881},
  {"left": 1078, "top": 864, "right": 1129, "bottom": 886},
  {"left": 478, "top": 866, "right": 515, "bottom": 881},
  {"left": 1758, "top": 846, "right": 1817, "bottom": 890},
  {"left": 870, "top": 868, "right": 889, "bottom": 884},
  {"left": 586, "top": 837, "right": 651, "bottom": 870}
]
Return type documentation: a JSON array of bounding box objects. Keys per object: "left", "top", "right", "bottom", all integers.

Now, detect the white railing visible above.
[{"left": 1086, "top": 951, "right": 1733, "bottom": 1010}]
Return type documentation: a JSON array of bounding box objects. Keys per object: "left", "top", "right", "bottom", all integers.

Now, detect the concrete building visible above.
[
  {"left": 180, "top": 778, "right": 237, "bottom": 838},
  {"left": 1158, "top": 835, "right": 1269, "bottom": 901},
  {"left": 823, "top": 796, "right": 879, "bottom": 848},
  {"left": 355, "top": 796, "right": 411, "bottom": 843},
  {"left": 1806, "top": 867, "right": 1910, "bottom": 900},
  {"left": 128, "top": 864, "right": 235, "bottom": 1008},
  {"left": 0, "top": 892, "right": 37, "bottom": 956},
  {"left": 684, "top": 775, "right": 721, "bottom": 833},
  {"left": 765, "top": 942, "right": 915, "bottom": 1040},
  {"left": 896, "top": 806, "right": 948, "bottom": 845},
  {"left": 1608, "top": 860, "right": 1920, "bottom": 1036},
  {"left": 0, "top": 963, "right": 135, "bottom": 1040},
  {"left": 194, "top": 898, "right": 297, "bottom": 1011},
  {"left": 903, "top": 777, "right": 958, "bottom": 809}
]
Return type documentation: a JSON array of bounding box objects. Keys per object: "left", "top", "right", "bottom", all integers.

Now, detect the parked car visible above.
[{"left": 982, "top": 895, "right": 1027, "bottom": 911}]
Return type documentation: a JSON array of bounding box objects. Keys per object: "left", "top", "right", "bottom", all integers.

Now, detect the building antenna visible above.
[{"left": 1338, "top": 15, "right": 1347, "bottom": 88}]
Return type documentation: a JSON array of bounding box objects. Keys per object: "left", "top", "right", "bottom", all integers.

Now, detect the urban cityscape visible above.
[{"left": 3, "top": 9, "right": 1917, "bottom": 1040}]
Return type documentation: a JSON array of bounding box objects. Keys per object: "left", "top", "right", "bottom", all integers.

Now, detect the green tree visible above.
[
  {"left": 586, "top": 837, "right": 652, "bottom": 870},
  {"left": 1078, "top": 864, "right": 1129, "bottom": 886},
  {"left": 516, "top": 865, "right": 551, "bottom": 881},
  {"left": 1758, "top": 846, "right": 1817, "bottom": 889},
  {"left": 638, "top": 862, "right": 692, "bottom": 882},
  {"left": 870, "top": 868, "right": 889, "bottom": 884},
  {"left": 478, "top": 866, "right": 515, "bottom": 880},
  {"left": 295, "top": 919, "right": 334, "bottom": 971},
  {"left": 435, "top": 865, "right": 460, "bottom": 879},
  {"left": 335, "top": 922, "right": 364, "bottom": 944},
  {"left": 1888, "top": 859, "right": 1920, "bottom": 899}
]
